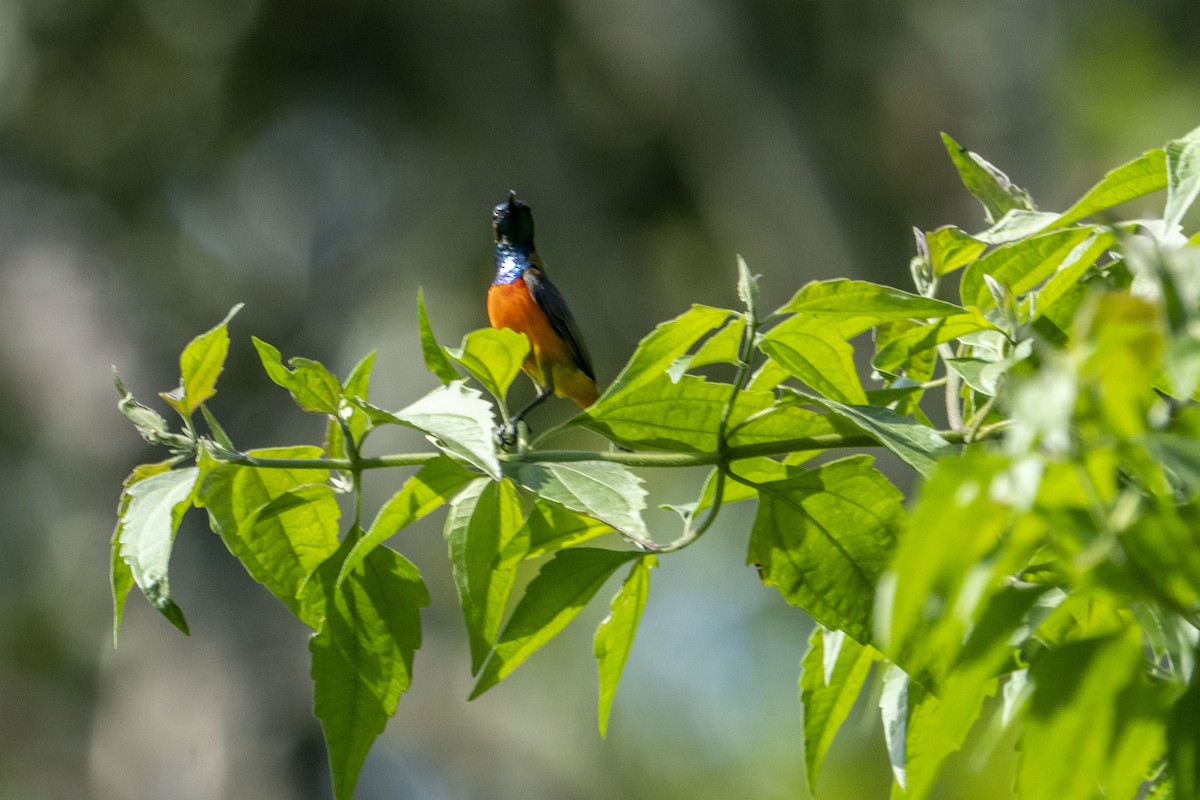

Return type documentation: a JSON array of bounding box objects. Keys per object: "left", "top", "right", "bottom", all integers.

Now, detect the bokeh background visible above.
[{"left": 2, "top": 1, "right": 1199, "bottom": 798}]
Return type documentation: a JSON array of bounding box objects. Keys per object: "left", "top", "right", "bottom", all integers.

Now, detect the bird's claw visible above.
[
  {"left": 496, "top": 422, "right": 517, "bottom": 449},
  {"left": 496, "top": 419, "right": 529, "bottom": 450}
]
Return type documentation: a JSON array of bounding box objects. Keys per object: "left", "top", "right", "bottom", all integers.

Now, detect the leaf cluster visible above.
[{"left": 112, "top": 125, "right": 1200, "bottom": 798}]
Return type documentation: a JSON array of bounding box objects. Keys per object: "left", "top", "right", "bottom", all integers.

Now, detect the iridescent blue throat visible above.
[{"left": 493, "top": 243, "right": 533, "bottom": 285}]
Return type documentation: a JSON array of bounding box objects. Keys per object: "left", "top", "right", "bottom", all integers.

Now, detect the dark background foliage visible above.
[{"left": 3, "top": 1, "right": 1199, "bottom": 797}]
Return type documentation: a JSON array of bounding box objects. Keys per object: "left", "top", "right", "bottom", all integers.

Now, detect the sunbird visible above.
[{"left": 487, "top": 192, "right": 599, "bottom": 429}]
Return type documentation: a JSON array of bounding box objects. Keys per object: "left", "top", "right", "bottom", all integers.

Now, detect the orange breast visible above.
[{"left": 487, "top": 277, "right": 570, "bottom": 385}]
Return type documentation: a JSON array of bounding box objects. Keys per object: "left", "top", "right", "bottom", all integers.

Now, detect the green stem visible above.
[
  {"left": 208, "top": 426, "right": 997, "bottom": 473},
  {"left": 338, "top": 413, "right": 364, "bottom": 531},
  {"left": 938, "top": 343, "right": 963, "bottom": 431}
]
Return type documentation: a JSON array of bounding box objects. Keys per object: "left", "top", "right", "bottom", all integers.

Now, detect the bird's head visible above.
[{"left": 493, "top": 191, "right": 535, "bottom": 246}]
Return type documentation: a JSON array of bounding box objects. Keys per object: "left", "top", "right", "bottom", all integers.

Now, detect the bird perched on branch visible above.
[{"left": 487, "top": 192, "right": 599, "bottom": 434}]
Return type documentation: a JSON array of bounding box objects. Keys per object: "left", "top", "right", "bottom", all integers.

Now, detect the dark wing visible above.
[{"left": 523, "top": 257, "right": 597, "bottom": 381}]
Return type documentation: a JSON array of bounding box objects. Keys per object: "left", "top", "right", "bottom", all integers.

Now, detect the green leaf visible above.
[
  {"left": 800, "top": 626, "right": 877, "bottom": 793},
  {"left": 325, "top": 351, "right": 378, "bottom": 462},
  {"left": 253, "top": 337, "right": 343, "bottom": 415},
  {"left": 759, "top": 317, "right": 868, "bottom": 404},
  {"left": 524, "top": 500, "right": 615, "bottom": 558},
  {"left": 976, "top": 209, "right": 1063, "bottom": 245},
  {"left": 903, "top": 585, "right": 1045, "bottom": 799},
  {"left": 1170, "top": 660, "right": 1200, "bottom": 800},
  {"left": 747, "top": 456, "right": 905, "bottom": 643},
  {"left": 339, "top": 456, "right": 477, "bottom": 584},
  {"left": 778, "top": 278, "right": 964, "bottom": 319},
  {"left": 195, "top": 446, "right": 340, "bottom": 628},
  {"left": 726, "top": 401, "right": 861, "bottom": 450},
  {"left": 593, "top": 304, "right": 734, "bottom": 407},
  {"left": 581, "top": 374, "right": 772, "bottom": 452},
  {"left": 470, "top": 547, "right": 641, "bottom": 699},
  {"left": 446, "top": 327, "right": 531, "bottom": 404},
  {"left": 114, "top": 369, "right": 193, "bottom": 451},
  {"left": 944, "top": 338, "right": 1033, "bottom": 397},
  {"left": 112, "top": 459, "right": 179, "bottom": 644},
  {"left": 872, "top": 312, "right": 996, "bottom": 376},
  {"left": 443, "top": 479, "right": 527, "bottom": 673},
  {"left": 1050, "top": 148, "right": 1168, "bottom": 229},
  {"left": 923, "top": 226, "right": 988, "bottom": 277},
  {"left": 786, "top": 390, "right": 954, "bottom": 477},
  {"left": 876, "top": 452, "right": 1018, "bottom": 679},
  {"left": 342, "top": 350, "right": 376, "bottom": 401},
  {"left": 668, "top": 316, "right": 746, "bottom": 380},
  {"left": 879, "top": 663, "right": 911, "bottom": 791},
  {"left": 160, "top": 304, "right": 242, "bottom": 418},
  {"left": 959, "top": 228, "right": 1096, "bottom": 311},
  {"left": 503, "top": 460, "right": 650, "bottom": 542},
  {"left": 417, "top": 288, "right": 460, "bottom": 385},
  {"left": 1032, "top": 231, "right": 1118, "bottom": 319},
  {"left": 942, "top": 132, "right": 1035, "bottom": 223},
  {"left": 310, "top": 545, "right": 428, "bottom": 800},
  {"left": 1017, "top": 627, "right": 1166, "bottom": 800},
  {"left": 736, "top": 254, "right": 759, "bottom": 317},
  {"left": 1166, "top": 125, "right": 1200, "bottom": 230},
  {"left": 118, "top": 466, "right": 199, "bottom": 635},
  {"left": 367, "top": 382, "right": 500, "bottom": 479},
  {"left": 594, "top": 555, "right": 656, "bottom": 737}
]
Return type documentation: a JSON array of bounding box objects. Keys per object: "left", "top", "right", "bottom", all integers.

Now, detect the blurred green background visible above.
[{"left": 3, "top": 0, "right": 1199, "bottom": 797}]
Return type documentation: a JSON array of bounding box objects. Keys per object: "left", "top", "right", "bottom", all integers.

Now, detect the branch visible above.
[{"left": 207, "top": 426, "right": 998, "bottom": 472}]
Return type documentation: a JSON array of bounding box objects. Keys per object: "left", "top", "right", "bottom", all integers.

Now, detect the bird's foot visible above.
[{"left": 495, "top": 419, "right": 530, "bottom": 451}]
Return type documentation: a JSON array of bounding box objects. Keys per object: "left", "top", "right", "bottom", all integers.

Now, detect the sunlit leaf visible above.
[
  {"left": 725, "top": 400, "right": 860, "bottom": 451},
  {"left": 446, "top": 327, "right": 531, "bottom": 404},
  {"left": 787, "top": 390, "right": 954, "bottom": 477},
  {"left": 872, "top": 312, "right": 996, "bottom": 377},
  {"left": 1017, "top": 627, "right": 1167, "bottom": 800},
  {"left": 759, "top": 317, "right": 867, "bottom": 404},
  {"left": 253, "top": 337, "right": 343, "bottom": 415},
  {"left": 159, "top": 304, "right": 242, "bottom": 418},
  {"left": 112, "top": 460, "right": 187, "bottom": 642},
  {"left": 1166, "top": 125, "right": 1200, "bottom": 230},
  {"left": 310, "top": 545, "right": 428, "bottom": 800},
  {"left": 1170, "top": 663, "right": 1200, "bottom": 800},
  {"left": 593, "top": 304, "right": 734, "bottom": 407},
  {"left": 736, "top": 254, "right": 759, "bottom": 316},
  {"left": 800, "top": 626, "right": 877, "bottom": 793},
  {"left": 595, "top": 555, "right": 655, "bottom": 737},
  {"left": 443, "top": 478, "right": 526, "bottom": 673},
  {"left": 748, "top": 456, "right": 904, "bottom": 643},
  {"left": 365, "top": 382, "right": 500, "bottom": 479},
  {"left": 325, "top": 350, "right": 377, "bottom": 463},
  {"left": 668, "top": 316, "right": 746, "bottom": 380},
  {"left": 879, "top": 663, "right": 911, "bottom": 791},
  {"left": 959, "top": 228, "right": 1096, "bottom": 311},
  {"left": 504, "top": 460, "right": 649, "bottom": 542},
  {"left": 471, "top": 548, "right": 641, "bottom": 699},
  {"left": 877, "top": 452, "right": 1017, "bottom": 677},
  {"left": 942, "top": 132, "right": 1035, "bottom": 223},
  {"left": 114, "top": 370, "right": 192, "bottom": 451},
  {"left": 778, "top": 278, "right": 964, "bottom": 319},
  {"left": 976, "top": 209, "right": 1062, "bottom": 245},
  {"left": 903, "top": 585, "right": 1045, "bottom": 799},
  {"left": 924, "top": 226, "right": 988, "bottom": 277},
  {"left": 339, "top": 456, "right": 477, "bottom": 583},
  {"left": 118, "top": 466, "right": 198, "bottom": 634},
  {"left": 524, "top": 500, "right": 615, "bottom": 558},
  {"left": 418, "top": 288, "right": 460, "bottom": 385},
  {"left": 580, "top": 374, "right": 772, "bottom": 452},
  {"left": 1049, "top": 148, "right": 1168, "bottom": 229},
  {"left": 196, "top": 446, "right": 340, "bottom": 628},
  {"left": 1032, "top": 231, "right": 1118, "bottom": 319}
]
